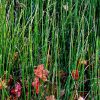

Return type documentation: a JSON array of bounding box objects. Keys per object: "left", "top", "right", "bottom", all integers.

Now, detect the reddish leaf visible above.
[
  {"left": 32, "top": 77, "right": 40, "bottom": 94},
  {"left": 11, "top": 88, "right": 16, "bottom": 95}
]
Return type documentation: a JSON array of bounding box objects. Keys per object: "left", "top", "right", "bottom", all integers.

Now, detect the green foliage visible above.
[{"left": 0, "top": 0, "right": 99, "bottom": 99}]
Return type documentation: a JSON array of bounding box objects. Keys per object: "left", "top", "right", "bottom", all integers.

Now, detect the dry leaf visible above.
[
  {"left": 46, "top": 95, "right": 56, "bottom": 100},
  {"left": 78, "top": 60, "right": 88, "bottom": 66},
  {"left": 78, "top": 96, "right": 84, "bottom": 100}
]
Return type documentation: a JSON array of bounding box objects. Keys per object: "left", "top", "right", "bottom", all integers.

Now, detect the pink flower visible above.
[
  {"left": 15, "top": 82, "right": 22, "bottom": 97},
  {"left": 32, "top": 77, "right": 40, "bottom": 94},
  {"left": 34, "top": 64, "right": 49, "bottom": 81},
  {"left": 11, "top": 82, "right": 22, "bottom": 97}
]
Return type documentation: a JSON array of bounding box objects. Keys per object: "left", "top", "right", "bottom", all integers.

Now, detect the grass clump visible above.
[{"left": 0, "top": 0, "right": 100, "bottom": 99}]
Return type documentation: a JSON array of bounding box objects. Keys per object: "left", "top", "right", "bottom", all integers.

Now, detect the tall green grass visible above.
[{"left": 0, "top": 0, "right": 99, "bottom": 99}]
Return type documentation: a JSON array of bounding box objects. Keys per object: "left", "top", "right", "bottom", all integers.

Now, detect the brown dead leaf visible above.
[
  {"left": 46, "top": 95, "right": 56, "bottom": 100},
  {"left": 78, "top": 60, "right": 88, "bottom": 66},
  {"left": 78, "top": 96, "right": 84, "bottom": 100}
]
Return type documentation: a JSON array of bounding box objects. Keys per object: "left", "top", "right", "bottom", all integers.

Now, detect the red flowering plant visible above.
[
  {"left": 32, "top": 77, "right": 40, "bottom": 94},
  {"left": 34, "top": 64, "right": 49, "bottom": 82},
  {"left": 32, "top": 64, "right": 49, "bottom": 94},
  {"left": 71, "top": 69, "right": 79, "bottom": 99},
  {"left": 72, "top": 69, "right": 79, "bottom": 81}
]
